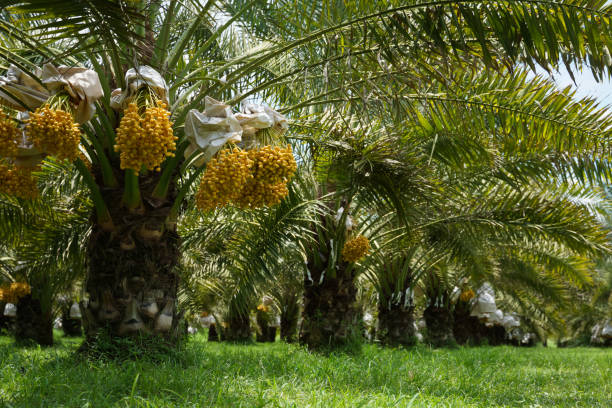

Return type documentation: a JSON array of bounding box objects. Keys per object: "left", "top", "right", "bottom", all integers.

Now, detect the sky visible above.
[
  {"left": 541, "top": 0, "right": 612, "bottom": 107},
  {"left": 542, "top": 67, "right": 612, "bottom": 107}
]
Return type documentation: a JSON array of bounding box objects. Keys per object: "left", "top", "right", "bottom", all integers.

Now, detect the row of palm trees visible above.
[
  {"left": 1, "top": 0, "right": 612, "bottom": 351},
  {"left": 177, "top": 98, "right": 612, "bottom": 347}
]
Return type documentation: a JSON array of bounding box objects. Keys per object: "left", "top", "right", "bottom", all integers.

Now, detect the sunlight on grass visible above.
[{"left": 0, "top": 334, "right": 610, "bottom": 407}]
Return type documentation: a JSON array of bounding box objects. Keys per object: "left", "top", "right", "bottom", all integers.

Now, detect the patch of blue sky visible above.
[{"left": 541, "top": 67, "right": 612, "bottom": 107}]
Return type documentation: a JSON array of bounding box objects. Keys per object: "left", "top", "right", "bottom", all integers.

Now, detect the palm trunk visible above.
[
  {"left": 376, "top": 270, "right": 416, "bottom": 346},
  {"left": 61, "top": 308, "right": 82, "bottom": 337},
  {"left": 265, "top": 327, "right": 276, "bottom": 342},
  {"left": 486, "top": 325, "right": 507, "bottom": 345},
  {"left": 256, "top": 310, "right": 276, "bottom": 342},
  {"left": 423, "top": 304, "right": 455, "bottom": 347},
  {"left": 255, "top": 310, "right": 268, "bottom": 342},
  {"left": 258, "top": 326, "right": 276, "bottom": 342},
  {"left": 80, "top": 171, "right": 181, "bottom": 352},
  {"left": 377, "top": 304, "right": 416, "bottom": 346},
  {"left": 453, "top": 300, "right": 483, "bottom": 345},
  {"left": 453, "top": 301, "right": 510, "bottom": 346},
  {"left": 299, "top": 263, "right": 361, "bottom": 349},
  {"left": 15, "top": 294, "right": 53, "bottom": 346},
  {"left": 81, "top": 221, "right": 180, "bottom": 348},
  {"left": 207, "top": 323, "right": 219, "bottom": 342},
  {"left": 280, "top": 295, "right": 300, "bottom": 343},
  {"left": 221, "top": 313, "right": 251, "bottom": 342}
]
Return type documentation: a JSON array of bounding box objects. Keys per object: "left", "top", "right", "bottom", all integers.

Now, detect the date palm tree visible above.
[
  {"left": 293, "top": 62, "right": 612, "bottom": 348},
  {"left": 0, "top": 159, "right": 88, "bottom": 345},
  {"left": 2, "top": 0, "right": 612, "bottom": 352},
  {"left": 178, "top": 167, "right": 319, "bottom": 341}
]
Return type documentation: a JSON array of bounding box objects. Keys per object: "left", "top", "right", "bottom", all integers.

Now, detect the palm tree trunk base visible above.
[
  {"left": 0, "top": 302, "right": 15, "bottom": 334},
  {"left": 256, "top": 326, "right": 276, "bottom": 342},
  {"left": 256, "top": 310, "right": 277, "bottom": 342},
  {"left": 81, "top": 223, "right": 182, "bottom": 354},
  {"left": 15, "top": 294, "right": 53, "bottom": 346},
  {"left": 280, "top": 294, "right": 300, "bottom": 343},
  {"left": 207, "top": 324, "right": 220, "bottom": 341},
  {"left": 453, "top": 301, "right": 486, "bottom": 345},
  {"left": 221, "top": 314, "right": 252, "bottom": 342},
  {"left": 377, "top": 305, "right": 416, "bottom": 346},
  {"left": 61, "top": 312, "right": 82, "bottom": 337},
  {"left": 299, "top": 272, "right": 361, "bottom": 350},
  {"left": 280, "top": 314, "right": 298, "bottom": 343},
  {"left": 453, "top": 301, "right": 509, "bottom": 346},
  {"left": 424, "top": 305, "right": 455, "bottom": 347},
  {"left": 79, "top": 171, "right": 183, "bottom": 357}
]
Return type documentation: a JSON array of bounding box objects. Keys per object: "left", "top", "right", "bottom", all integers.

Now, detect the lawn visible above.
[{"left": 0, "top": 333, "right": 610, "bottom": 407}]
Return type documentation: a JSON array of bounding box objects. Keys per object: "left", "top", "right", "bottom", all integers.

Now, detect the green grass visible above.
[{"left": 0, "top": 333, "right": 610, "bottom": 407}]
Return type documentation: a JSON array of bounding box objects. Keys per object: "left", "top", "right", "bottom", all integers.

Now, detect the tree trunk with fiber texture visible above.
[
  {"left": 256, "top": 310, "right": 276, "bottom": 342},
  {"left": 80, "top": 170, "right": 181, "bottom": 351},
  {"left": 221, "top": 312, "right": 252, "bottom": 342},
  {"left": 486, "top": 325, "right": 507, "bottom": 345},
  {"left": 61, "top": 308, "right": 82, "bottom": 337},
  {"left": 299, "top": 261, "right": 361, "bottom": 349},
  {"left": 453, "top": 301, "right": 510, "bottom": 346},
  {"left": 15, "top": 294, "right": 53, "bottom": 346},
  {"left": 424, "top": 305, "right": 455, "bottom": 347},
  {"left": 377, "top": 303, "right": 416, "bottom": 346},
  {"left": 280, "top": 295, "right": 300, "bottom": 343},
  {"left": 453, "top": 300, "right": 484, "bottom": 345},
  {"left": 207, "top": 323, "right": 219, "bottom": 342}
]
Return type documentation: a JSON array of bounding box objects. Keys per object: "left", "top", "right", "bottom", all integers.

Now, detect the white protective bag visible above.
[
  {"left": 184, "top": 96, "right": 243, "bottom": 165},
  {"left": 502, "top": 314, "right": 520, "bottom": 330},
  {"left": 3, "top": 303, "right": 17, "bottom": 317},
  {"left": 41, "top": 63, "right": 103, "bottom": 124},
  {"left": 69, "top": 302, "right": 82, "bottom": 319},
  {"left": 184, "top": 98, "right": 289, "bottom": 166},
  {"left": 470, "top": 282, "right": 496, "bottom": 317},
  {"left": 235, "top": 103, "right": 288, "bottom": 138},
  {"left": 269, "top": 316, "right": 281, "bottom": 328},
  {"left": 485, "top": 309, "right": 504, "bottom": 327},
  {"left": 199, "top": 315, "right": 216, "bottom": 328},
  {"left": 110, "top": 65, "right": 169, "bottom": 110},
  {"left": 0, "top": 65, "right": 48, "bottom": 110},
  {"left": 334, "top": 207, "right": 354, "bottom": 231}
]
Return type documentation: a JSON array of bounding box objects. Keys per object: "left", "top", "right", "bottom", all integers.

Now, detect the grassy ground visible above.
[{"left": 0, "top": 333, "right": 610, "bottom": 407}]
